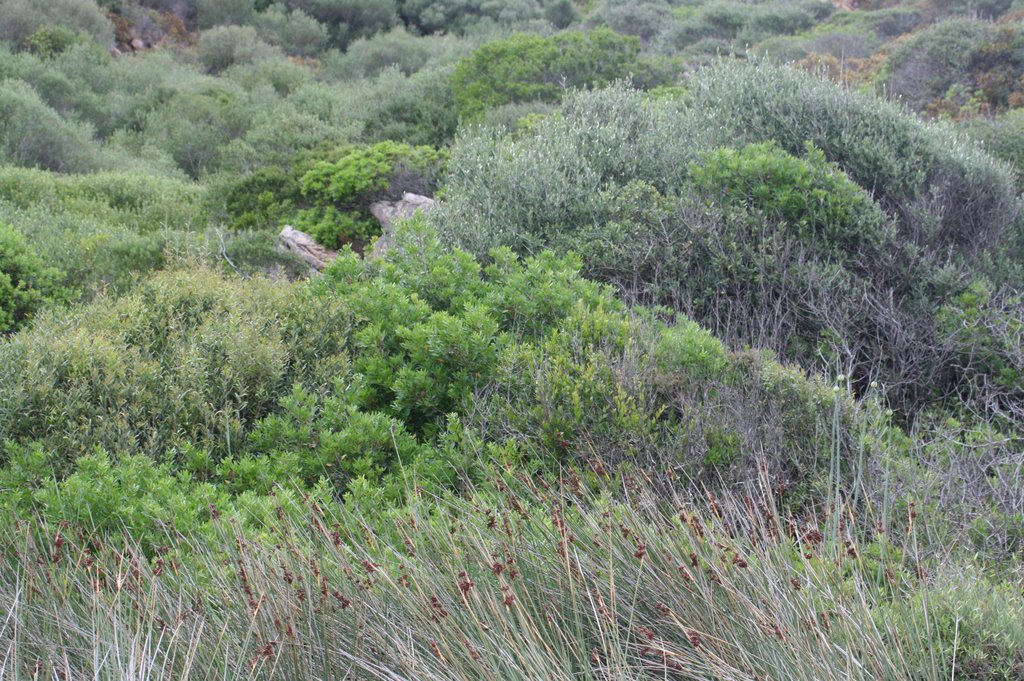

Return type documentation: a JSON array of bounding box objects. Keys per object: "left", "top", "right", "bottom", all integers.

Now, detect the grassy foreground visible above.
[{"left": 3, "top": 464, "right": 1022, "bottom": 681}]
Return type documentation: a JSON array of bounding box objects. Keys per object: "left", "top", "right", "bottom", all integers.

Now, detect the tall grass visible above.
[{"left": 3, "top": 463, "right": 1005, "bottom": 681}]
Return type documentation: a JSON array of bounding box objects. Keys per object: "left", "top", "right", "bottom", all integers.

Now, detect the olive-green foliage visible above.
[
  {"left": 650, "top": 0, "right": 832, "bottom": 58},
  {"left": 286, "top": 0, "right": 399, "bottom": 49},
  {"left": 438, "top": 70, "right": 1020, "bottom": 414},
  {"left": 0, "top": 202, "right": 169, "bottom": 296},
  {"left": 0, "top": 224, "right": 68, "bottom": 333},
  {"left": 326, "top": 26, "right": 472, "bottom": 79},
  {"left": 879, "top": 19, "right": 1014, "bottom": 114},
  {"left": 195, "top": 0, "right": 256, "bottom": 29},
  {"left": 358, "top": 64, "right": 461, "bottom": 146},
  {"left": 752, "top": 6, "right": 925, "bottom": 62},
  {"left": 935, "top": 0, "right": 1016, "bottom": 19},
  {"left": 0, "top": 165, "right": 208, "bottom": 233},
  {"left": 963, "top": 109, "right": 1024, "bottom": 178},
  {"left": 883, "top": 566, "right": 1024, "bottom": 680},
  {"left": 437, "top": 84, "right": 701, "bottom": 256},
  {"left": 0, "top": 266, "right": 350, "bottom": 469},
  {"left": 820, "top": 5, "right": 927, "bottom": 41},
  {"left": 450, "top": 28, "right": 645, "bottom": 119},
  {"left": 0, "top": 78, "right": 105, "bottom": 172},
  {"left": 252, "top": 5, "right": 329, "bottom": 56},
  {"left": 585, "top": 0, "right": 673, "bottom": 44},
  {"left": 0, "top": 220, "right": 861, "bottom": 526},
  {"left": 296, "top": 141, "right": 446, "bottom": 247},
  {"left": 0, "top": 0, "right": 113, "bottom": 50},
  {"left": 25, "top": 26, "right": 92, "bottom": 58},
  {"left": 143, "top": 84, "right": 252, "bottom": 178},
  {"left": 687, "top": 60, "right": 1019, "bottom": 255},
  {"left": 0, "top": 165, "right": 210, "bottom": 293},
  {"left": 398, "top": 0, "right": 563, "bottom": 35},
  {"left": 196, "top": 24, "right": 282, "bottom": 74},
  {"left": 0, "top": 164, "right": 209, "bottom": 288},
  {"left": 0, "top": 45, "right": 169, "bottom": 139}
]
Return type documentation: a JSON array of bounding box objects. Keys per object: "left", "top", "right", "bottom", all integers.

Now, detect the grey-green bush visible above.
[
  {"left": 0, "top": 0, "right": 113, "bottom": 50},
  {"left": 437, "top": 65, "right": 1020, "bottom": 414},
  {"left": 0, "top": 78, "right": 104, "bottom": 172}
]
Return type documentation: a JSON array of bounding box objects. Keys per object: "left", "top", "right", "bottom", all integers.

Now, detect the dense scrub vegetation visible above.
[{"left": 0, "top": 0, "right": 1022, "bottom": 678}]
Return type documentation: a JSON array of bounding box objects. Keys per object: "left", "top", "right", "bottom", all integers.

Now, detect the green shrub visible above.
[
  {"left": 0, "top": 165, "right": 209, "bottom": 233},
  {"left": 862, "top": 14, "right": 1024, "bottom": 120},
  {"left": 653, "top": 0, "right": 831, "bottom": 58},
  {"left": 688, "top": 141, "right": 890, "bottom": 257},
  {"left": 586, "top": 0, "right": 673, "bottom": 43},
  {"left": 359, "top": 64, "right": 461, "bottom": 146},
  {"left": 438, "top": 71, "right": 1020, "bottom": 414},
  {"left": 252, "top": 5, "right": 329, "bottom": 56},
  {"left": 0, "top": 218, "right": 866, "bottom": 504},
  {"left": 0, "top": 0, "right": 113, "bottom": 50},
  {"left": 297, "top": 141, "right": 446, "bottom": 247},
  {"left": 937, "top": 281, "right": 1023, "bottom": 412},
  {"left": 0, "top": 223, "right": 68, "bottom": 333},
  {"left": 451, "top": 28, "right": 645, "bottom": 119},
  {"left": 326, "top": 26, "right": 472, "bottom": 79},
  {"left": 10, "top": 447, "right": 229, "bottom": 543},
  {"left": 0, "top": 78, "right": 104, "bottom": 172},
  {"left": 0, "top": 266, "right": 350, "bottom": 468},
  {"left": 398, "top": 0, "right": 556, "bottom": 35},
  {"left": 287, "top": 0, "right": 398, "bottom": 49},
  {"left": 143, "top": 85, "right": 251, "bottom": 177},
  {"left": 25, "top": 26, "right": 90, "bottom": 58},
  {"left": 195, "top": 0, "right": 256, "bottom": 28},
  {"left": 687, "top": 60, "right": 1019, "bottom": 255},
  {"left": 963, "top": 108, "right": 1024, "bottom": 176},
  {"left": 196, "top": 24, "right": 281, "bottom": 74}
]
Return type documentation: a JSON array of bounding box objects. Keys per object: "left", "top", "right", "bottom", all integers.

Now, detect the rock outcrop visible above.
[
  {"left": 277, "top": 193, "right": 436, "bottom": 273},
  {"left": 368, "top": 192, "right": 436, "bottom": 258},
  {"left": 279, "top": 225, "right": 337, "bottom": 272}
]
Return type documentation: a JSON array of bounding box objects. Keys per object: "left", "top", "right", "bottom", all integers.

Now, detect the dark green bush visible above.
[
  {"left": 879, "top": 19, "right": 1016, "bottom": 115},
  {"left": 143, "top": 86, "right": 251, "bottom": 177},
  {"left": 196, "top": 25, "right": 281, "bottom": 74},
  {"left": 451, "top": 28, "right": 645, "bottom": 119},
  {"left": 296, "top": 141, "right": 446, "bottom": 247},
  {"left": 0, "top": 0, "right": 113, "bottom": 50},
  {"left": 0, "top": 78, "right": 105, "bottom": 172},
  {"left": 398, "top": 0, "right": 554, "bottom": 35},
  {"left": 438, "top": 69, "right": 1020, "bottom": 414},
  {"left": 287, "top": 0, "right": 399, "bottom": 49},
  {"left": 687, "top": 60, "right": 1019, "bottom": 256},
  {"left": 359, "top": 64, "right": 461, "bottom": 146},
  {"left": 937, "top": 281, "right": 1023, "bottom": 417},
  {"left": 0, "top": 223, "right": 68, "bottom": 333},
  {"left": 252, "top": 5, "right": 329, "bottom": 56},
  {"left": 0, "top": 266, "right": 350, "bottom": 467}
]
